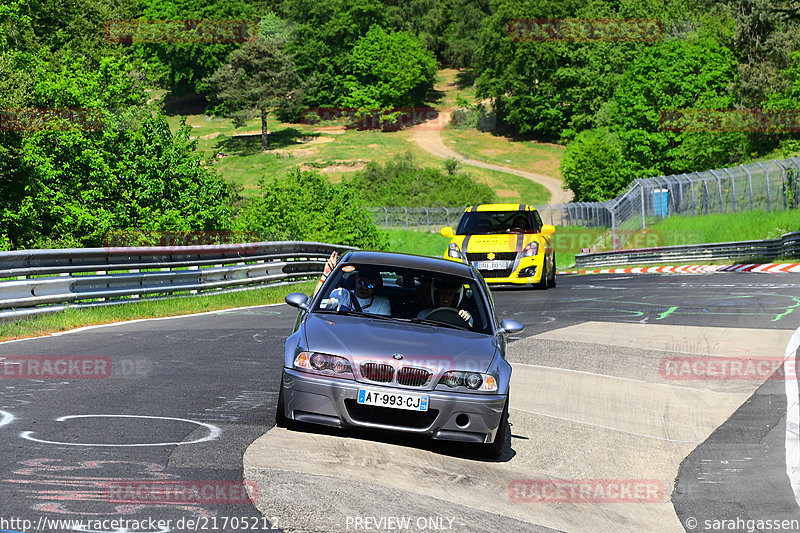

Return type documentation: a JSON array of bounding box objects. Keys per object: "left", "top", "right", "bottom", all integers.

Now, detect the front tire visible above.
[
  {"left": 275, "top": 374, "right": 293, "bottom": 428},
  {"left": 479, "top": 398, "right": 509, "bottom": 458},
  {"left": 532, "top": 258, "right": 548, "bottom": 290},
  {"left": 547, "top": 254, "right": 557, "bottom": 288}
]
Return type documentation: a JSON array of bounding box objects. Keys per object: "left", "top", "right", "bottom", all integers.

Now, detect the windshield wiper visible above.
[
  {"left": 408, "top": 317, "right": 470, "bottom": 331},
  {"left": 318, "top": 309, "right": 409, "bottom": 323}
]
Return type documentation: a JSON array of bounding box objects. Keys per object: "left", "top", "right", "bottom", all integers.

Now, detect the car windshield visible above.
[
  {"left": 455, "top": 210, "right": 539, "bottom": 235},
  {"left": 312, "top": 263, "right": 493, "bottom": 334}
]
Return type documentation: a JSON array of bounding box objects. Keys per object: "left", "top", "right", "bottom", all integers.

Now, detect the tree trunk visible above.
[{"left": 260, "top": 108, "right": 269, "bottom": 151}]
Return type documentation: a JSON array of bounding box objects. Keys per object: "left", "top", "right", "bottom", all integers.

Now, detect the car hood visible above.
[
  {"left": 455, "top": 233, "right": 539, "bottom": 253},
  {"left": 303, "top": 313, "right": 499, "bottom": 374}
]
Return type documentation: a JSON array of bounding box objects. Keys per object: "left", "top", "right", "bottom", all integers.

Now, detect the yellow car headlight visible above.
[
  {"left": 521, "top": 241, "right": 539, "bottom": 258},
  {"left": 448, "top": 243, "right": 467, "bottom": 261}
]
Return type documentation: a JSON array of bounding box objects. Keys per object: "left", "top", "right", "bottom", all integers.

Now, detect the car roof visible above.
[
  {"left": 462, "top": 203, "right": 538, "bottom": 212},
  {"left": 341, "top": 250, "right": 474, "bottom": 277}
]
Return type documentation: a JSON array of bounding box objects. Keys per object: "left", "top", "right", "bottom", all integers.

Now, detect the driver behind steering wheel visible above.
[{"left": 417, "top": 279, "right": 473, "bottom": 327}]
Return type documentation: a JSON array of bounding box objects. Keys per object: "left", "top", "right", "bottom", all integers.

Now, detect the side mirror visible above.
[
  {"left": 440, "top": 226, "right": 455, "bottom": 239},
  {"left": 541, "top": 224, "right": 555, "bottom": 235},
  {"left": 499, "top": 319, "right": 524, "bottom": 335},
  {"left": 285, "top": 292, "right": 309, "bottom": 311}
]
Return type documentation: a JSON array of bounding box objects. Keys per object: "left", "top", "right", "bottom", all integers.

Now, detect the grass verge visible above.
[
  {"left": 0, "top": 281, "right": 316, "bottom": 342},
  {"left": 644, "top": 209, "right": 800, "bottom": 245},
  {"left": 384, "top": 229, "right": 449, "bottom": 257}
]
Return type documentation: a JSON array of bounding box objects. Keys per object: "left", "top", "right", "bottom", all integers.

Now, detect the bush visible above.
[
  {"left": 450, "top": 98, "right": 495, "bottom": 131},
  {"left": 349, "top": 151, "right": 496, "bottom": 207},
  {"left": 560, "top": 128, "right": 627, "bottom": 202},
  {"left": 234, "top": 169, "right": 387, "bottom": 250}
]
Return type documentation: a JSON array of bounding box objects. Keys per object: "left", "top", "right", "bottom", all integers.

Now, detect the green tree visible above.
[
  {"left": 342, "top": 25, "right": 437, "bottom": 109},
  {"left": 11, "top": 115, "right": 232, "bottom": 248},
  {"left": 280, "top": 0, "right": 387, "bottom": 107},
  {"left": 205, "top": 37, "right": 302, "bottom": 151},
  {"left": 133, "top": 0, "right": 258, "bottom": 95},
  {"left": 473, "top": 0, "right": 699, "bottom": 139},
  {"left": 609, "top": 37, "right": 748, "bottom": 179},
  {"left": 235, "top": 169, "right": 387, "bottom": 249},
  {"left": 560, "top": 128, "right": 625, "bottom": 202}
]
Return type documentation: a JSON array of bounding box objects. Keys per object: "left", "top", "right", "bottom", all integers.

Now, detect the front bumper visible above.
[
  {"left": 282, "top": 368, "right": 507, "bottom": 444},
  {"left": 445, "top": 253, "right": 545, "bottom": 285}
]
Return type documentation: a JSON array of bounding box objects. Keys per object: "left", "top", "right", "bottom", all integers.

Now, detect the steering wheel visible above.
[{"left": 423, "top": 307, "right": 469, "bottom": 327}]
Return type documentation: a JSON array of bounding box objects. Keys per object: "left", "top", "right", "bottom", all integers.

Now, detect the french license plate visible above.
[
  {"left": 474, "top": 260, "right": 511, "bottom": 270},
  {"left": 357, "top": 389, "right": 429, "bottom": 411}
]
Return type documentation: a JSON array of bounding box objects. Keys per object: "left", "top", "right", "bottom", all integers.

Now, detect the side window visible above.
[{"left": 533, "top": 211, "right": 543, "bottom": 231}]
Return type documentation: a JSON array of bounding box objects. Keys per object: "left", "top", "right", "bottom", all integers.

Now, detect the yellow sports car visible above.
[{"left": 441, "top": 204, "right": 556, "bottom": 288}]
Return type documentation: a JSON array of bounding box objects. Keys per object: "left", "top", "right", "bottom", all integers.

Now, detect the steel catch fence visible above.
[{"left": 368, "top": 157, "right": 800, "bottom": 249}]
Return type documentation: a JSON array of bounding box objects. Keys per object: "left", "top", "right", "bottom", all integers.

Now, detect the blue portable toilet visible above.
[{"left": 653, "top": 188, "right": 668, "bottom": 217}]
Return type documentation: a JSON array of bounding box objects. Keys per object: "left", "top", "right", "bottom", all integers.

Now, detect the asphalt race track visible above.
[{"left": 1, "top": 273, "right": 800, "bottom": 533}]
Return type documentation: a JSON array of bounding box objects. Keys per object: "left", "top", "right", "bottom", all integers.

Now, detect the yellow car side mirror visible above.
[
  {"left": 440, "top": 226, "right": 455, "bottom": 239},
  {"left": 541, "top": 224, "right": 555, "bottom": 235}
]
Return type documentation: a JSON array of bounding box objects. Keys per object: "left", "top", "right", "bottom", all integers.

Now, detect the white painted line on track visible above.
[
  {"left": 784, "top": 326, "right": 800, "bottom": 510},
  {"left": 19, "top": 414, "right": 220, "bottom": 447},
  {"left": 0, "top": 302, "right": 285, "bottom": 346},
  {"left": 512, "top": 362, "right": 732, "bottom": 393},
  {"left": 510, "top": 406, "right": 701, "bottom": 444},
  {"left": 0, "top": 410, "right": 14, "bottom": 427}
]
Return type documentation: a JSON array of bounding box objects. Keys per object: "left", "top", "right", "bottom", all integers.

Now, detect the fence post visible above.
[
  {"left": 689, "top": 173, "right": 696, "bottom": 213},
  {"left": 756, "top": 162, "right": 770, "bottom": 211},
  {"left": 710, "top": 170, "right": 724, "bottom": 213},
  {"left": 424, "top": 207, "right": 430, "bottom": 232},
  {"left": 722, "top": 167, "right": 736, "bottom": 212},
  {"left": 443, "top": 207, "right": 450, "bottom": 228},
  {"left": 382, "top": 206, "right": 388, "bottom": 229},
  {"left": 403, "top": 207, "right": 408, "bottom": 230},
  {"left": 740, "top": 165, "right": 754, "bottom": 211},
  {"left": 777, "top": 160, "right": 789, "bottom": 210},
  {"left": 639, "top": 181, "right": 646, "bottom": 229},
  {"left": 611, "top": 210, "right": 618, "bottom": 250}
]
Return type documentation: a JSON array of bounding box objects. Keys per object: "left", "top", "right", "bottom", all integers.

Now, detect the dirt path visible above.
[{"left": 411, "top": 109, "right": 573, "bottom": 204}]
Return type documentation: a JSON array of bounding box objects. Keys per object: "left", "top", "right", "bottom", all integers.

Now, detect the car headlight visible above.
[
  {"left": 294, "top": 351, "right": 353, "bottom": 377},
  {"left": 448, "top": 243, "right": 466, "bottom": 261},
  {"left": 440, "top": 371, "right": 498, "bottom": 392},
  {"left": 521, "top": 241, "right": 539, "bottom": 258}
]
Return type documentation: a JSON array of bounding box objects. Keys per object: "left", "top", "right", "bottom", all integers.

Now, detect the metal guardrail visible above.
[
  {"left": 0, "top": 241, "right": 355, "bottom": 321},
  {"left": 575, "top": 232, "right": 800, "bottom": 268}
]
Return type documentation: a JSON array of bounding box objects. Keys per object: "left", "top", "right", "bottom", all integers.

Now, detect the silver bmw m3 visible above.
[{"left": 277, "top": 250, "right": 523, "bottom": 458}]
